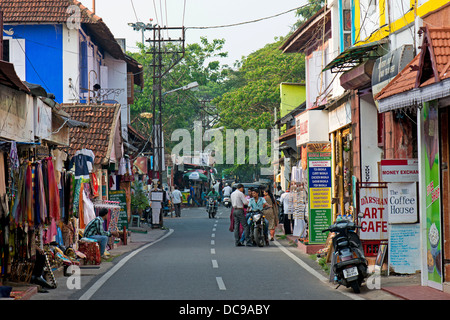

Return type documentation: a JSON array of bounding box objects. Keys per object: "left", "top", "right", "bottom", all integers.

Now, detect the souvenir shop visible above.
[{"left": 0, "top": 142, "right": 124, "bottom": 289}]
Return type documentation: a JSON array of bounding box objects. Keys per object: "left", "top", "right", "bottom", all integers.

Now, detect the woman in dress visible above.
[{"left": 263, "top": 188, "right": 279, "bottom": 241}]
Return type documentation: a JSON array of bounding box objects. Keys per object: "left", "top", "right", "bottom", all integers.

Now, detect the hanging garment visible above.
[
  {"left": 33, "top": 162, "right": 41, "bottom": 226},
  {"left": 25, "top": 162, "right": 33, "bottom": 227},
  {"left": 75, "top": 149, "right": 95, "bottom": 173},
  {"left": 78, "top": 183, "right": 85, "bottom": 229},
  {"left": 13, "top": 164, "right": 26, "bottom": 226},
  {"left": 72, "top": 178, "right": 82, "bottom": 217},
  {"left": 82, "top": 190, "right": 96, "bottom": 227},
  {"left": 46, "top": 158, "right": 60, "bottom": 222},
  {"left": 9, "top": 142, "right": 19, "bottom": 171},
  {"left": 69, "top": 153, "right": 94, "bottom": 180},
  {"left": 37, "top": 162, "right": 47, "bottom": 224}
]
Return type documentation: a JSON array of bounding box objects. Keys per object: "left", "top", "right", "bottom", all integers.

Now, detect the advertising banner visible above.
[
  {"left": 308, "top": 146, "right": 332, "bottom": 244},
  {"left": 421, "top": 101, "right": 442, "bottom": 287}
]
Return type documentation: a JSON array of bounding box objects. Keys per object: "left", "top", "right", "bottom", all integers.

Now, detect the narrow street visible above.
[{"left": 27, "top": 205, "right": 407, "bottom": 303}]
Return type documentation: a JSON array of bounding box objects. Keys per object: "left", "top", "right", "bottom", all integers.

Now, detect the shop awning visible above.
[
  {"left": 375, "top": 27, "right": 450, "bottom": 112},
  {"left": 323, "top": 39, "right": 388, "bottom": 73}
]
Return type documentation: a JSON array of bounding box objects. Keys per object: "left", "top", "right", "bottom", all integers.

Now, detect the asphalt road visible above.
[{"left": 70, "top": 205, "right": 355, "bottom": 301}]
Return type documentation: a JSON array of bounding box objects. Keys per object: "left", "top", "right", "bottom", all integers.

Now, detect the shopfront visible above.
[{"left": 375, "top": 26, "right": 450, "bottom": 291}]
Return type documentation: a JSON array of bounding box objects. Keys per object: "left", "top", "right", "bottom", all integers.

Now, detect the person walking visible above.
[
  {"left": 172, "top": 185, "right": 183, "bottom": 217},
  {"left": 230, "top": 184, "right": 250, "bottom": 246},
  {"left": 188, "top": 184, "right": 200, "bottom": 207},
  {"left": 263, "top": 188, "right": 279, "bottom": 241}
]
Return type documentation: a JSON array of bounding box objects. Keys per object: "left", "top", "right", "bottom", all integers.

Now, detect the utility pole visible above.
[{"left": 148, "top": 26, "right": 185, "bottom": 184}]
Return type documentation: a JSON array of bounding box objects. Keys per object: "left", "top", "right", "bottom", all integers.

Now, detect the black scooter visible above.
[{"left": 322, "top": 220, "right": 368, "bottom": 293}]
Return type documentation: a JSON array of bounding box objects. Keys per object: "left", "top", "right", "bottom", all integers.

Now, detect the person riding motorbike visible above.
[
  {"left": 207, "top": 188, "right": 221, "bottom": 211},
  {"left": 246, "top": 188, "right": 270, "bottom": 245}
]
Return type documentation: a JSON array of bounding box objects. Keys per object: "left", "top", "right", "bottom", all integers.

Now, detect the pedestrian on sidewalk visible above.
[
  {"left": 83, "top": 208, "right": 120, "bottom": 258},
  {"left": 231, "top": 184, "right": 250, "bottom": 246},
  {"left": 172, "top": 185, "right": 183, "bottom": 217}
]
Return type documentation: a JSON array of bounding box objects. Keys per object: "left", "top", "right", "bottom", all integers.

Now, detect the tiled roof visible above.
[
  {"left": 61, "top": 104, "right": 120, "bottom": 165},
  {"left": 0, "top": 0, "right": 100, "bottom": 24},
  {"left": 375, "top": 27, "right": 450, "bottom": 101}
]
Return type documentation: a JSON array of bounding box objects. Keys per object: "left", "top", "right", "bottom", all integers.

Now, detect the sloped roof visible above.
[
  {"left": 61, "top": 103, "right": 120, "bottom": 164},
  {"left": 375, "top": 27, "right": 450, "bottom": 101},
  {"left": 0, "top": 0, "right": 125, "bottom": 60}
]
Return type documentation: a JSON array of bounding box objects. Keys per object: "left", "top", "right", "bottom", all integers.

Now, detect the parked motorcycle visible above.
[
  {"left": 322, "top": 219, "right": 368, "bottom": 293},
  {"left": 223, "top": 196, "right": 231, "bottom": 208},
  {"left": 207, "top": 197, "right": 217, "bottom": 219},
  {"left": 248, "top": 209, "right": 268, "bottom": 247}
]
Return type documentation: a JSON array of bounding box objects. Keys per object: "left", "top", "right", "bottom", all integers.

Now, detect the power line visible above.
[
  {"left": 186, "top": 5, "right": 308, "bottom": 30},
  {"left": 130, "top": 0, "right": 139, "bottom": 22}
]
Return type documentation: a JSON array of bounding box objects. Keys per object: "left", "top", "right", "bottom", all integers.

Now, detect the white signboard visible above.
[
  {"left": 380, "top": 159, "right": 418, "bottom": 182},
  {"left": 388, "top": 182, "right": 418, "bottom": 224},
  {"left": 388, "top": 224, "right": 421, "bottom": 274},
  {"left": 295, "top": 110, "right": 329, "bottom": 146},
  {"left": 359, "top": 187, "right": 388, "bottom": 240}
]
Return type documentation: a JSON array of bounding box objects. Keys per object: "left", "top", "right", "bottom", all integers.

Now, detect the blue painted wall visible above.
[{"left": 5, "top": 24, "right": 63, "bottom": 103}]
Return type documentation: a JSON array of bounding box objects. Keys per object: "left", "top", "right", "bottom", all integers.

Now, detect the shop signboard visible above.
[
  {"left": 308, "top": 146, "right": 332, "bottom": 244},
  {"left": 109, "top": 190, "right": 128, "bottom": 229},
  {"left": 388, "top": 224, "right": 421, "bottom": 274},
  {"left": 358, "top": 185, "right": 388, "bottom": 240},
  {"left": 380, "top": 159, "right": 418, "bottom": 182},
  {"left": 295, "top": 110, "right": 329, "bottom": 146},
  {"left": 387, "top": 182, "right": 418, "bottom": 224},
  {"left": 421, "top": 101, "right": 442, "bottom": 288},
  {"left": 372, "top": 45, "right": 414, "bottom": 111}
]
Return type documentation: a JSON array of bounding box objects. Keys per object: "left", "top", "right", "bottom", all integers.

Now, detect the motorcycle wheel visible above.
[
  {"left": 254, "top": 227, "right": 264, "bottom": 247},
  {"left": 350, "top": 280, "right": 360, "bottom": 294}
]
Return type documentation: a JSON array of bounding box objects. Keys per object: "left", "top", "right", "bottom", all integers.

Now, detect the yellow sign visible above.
[{"left": 310, "top": 188, "right": 331, "bottom": 209}]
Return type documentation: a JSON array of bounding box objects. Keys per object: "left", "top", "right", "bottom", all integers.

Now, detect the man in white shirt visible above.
[
  {"left": 172, "top": 185, "right": 183, "bottom": 217},
  {"left": 222, "top": 184, "right": 232, "bottom": 197},
  {"left": 231, "top": 184, "right": 250, "bottom": 246}
]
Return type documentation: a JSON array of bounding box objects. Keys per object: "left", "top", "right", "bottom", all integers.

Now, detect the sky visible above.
[{"left": 94, "top": 0, "right": 306, "bottom": 67}]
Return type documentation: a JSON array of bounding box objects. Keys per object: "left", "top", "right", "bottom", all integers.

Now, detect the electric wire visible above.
[{"left": 186, "top": 5, "right": 310, "bottom": 30}]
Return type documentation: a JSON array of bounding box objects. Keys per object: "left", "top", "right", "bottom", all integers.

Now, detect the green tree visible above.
[{"left": 294, "top": 0, "right": 326, "bottom": 29}]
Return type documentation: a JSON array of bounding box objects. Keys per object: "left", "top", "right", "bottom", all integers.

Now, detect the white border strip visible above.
[
  {"left": 79, "top": 228, "right": 174, "bottom": 300},
  {"left": 273, "top": 240, "right": 365, "bottom": 300}
]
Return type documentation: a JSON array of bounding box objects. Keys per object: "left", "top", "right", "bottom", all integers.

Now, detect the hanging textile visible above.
[
  {"left": 12, "top": 164, "right": 26, "bottom": 226},
  {"left": 9, "top": 142, "right": 19, "bottom": 172},
  {"left": 83, "top": 190, "right": 96, "bottom": 227},
  {"left": 37, "top": 162, "right": 47, "bottom": 224},
  {"left": 25, "top": 162, "right": 33, "bottom": 227},
  {"left": 46, "top": 157, "right": 60, "bottom": 222},
  {"left": 78, "top": 183, "right": 85, "bottom": 229}
]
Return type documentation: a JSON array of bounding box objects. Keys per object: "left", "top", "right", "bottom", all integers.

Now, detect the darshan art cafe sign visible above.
[{"left": 358, "top": 185, "right": 388, "bottom": 240}]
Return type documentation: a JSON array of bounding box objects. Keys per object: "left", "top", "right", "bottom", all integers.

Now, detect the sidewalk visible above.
[
  {"left": 283, "top": 233, "right": 450, "bottom": 300},
  {"left": 2, "top": 222, "right": 168, "bottom": 300}
]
